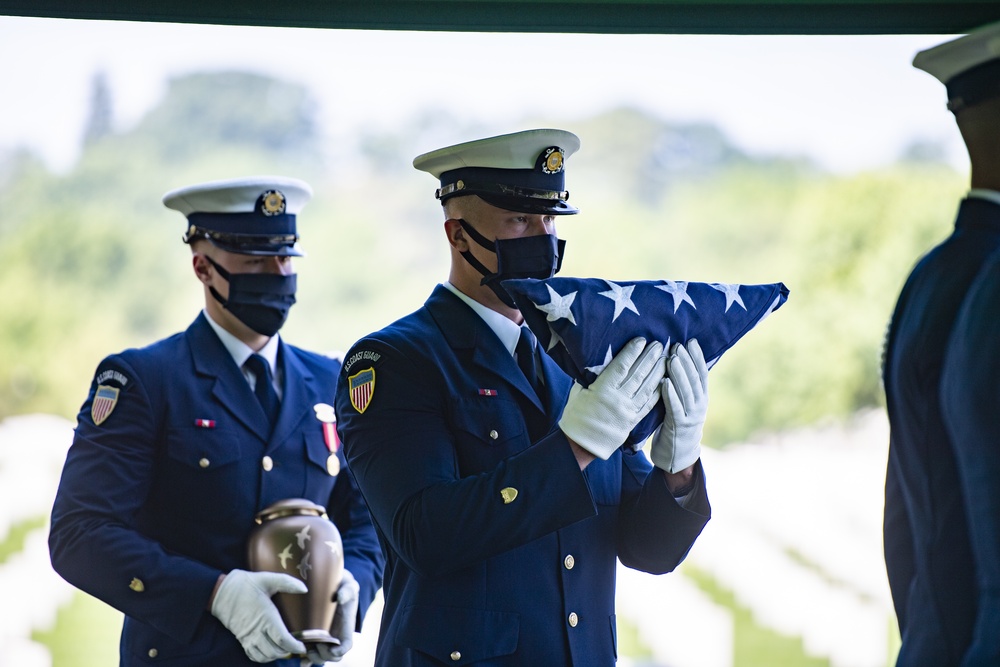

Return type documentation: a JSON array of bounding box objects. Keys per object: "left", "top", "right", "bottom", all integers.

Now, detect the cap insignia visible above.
[
  {"left": 540, "top": 147, "right": 565, "bottom": 175},
  {"left": 258, "top": 190, "right": 287, "bottom": 217}
]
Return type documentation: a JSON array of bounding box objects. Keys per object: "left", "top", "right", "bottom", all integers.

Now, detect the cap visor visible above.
[
  {"left": 207, "top": 239, "right": 305, "bottom": 257},
  {"left": 476, "top": 193, "right": 579, "bottom": 215}
]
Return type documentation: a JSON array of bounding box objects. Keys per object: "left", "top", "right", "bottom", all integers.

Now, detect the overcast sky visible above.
[{"left": 0, "top": 16, "right": 966, "bottom": 174}]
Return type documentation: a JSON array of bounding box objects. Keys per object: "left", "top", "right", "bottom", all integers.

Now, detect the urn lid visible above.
[{"left": 254, "top": 498, "right": 328, "bottom": 524}]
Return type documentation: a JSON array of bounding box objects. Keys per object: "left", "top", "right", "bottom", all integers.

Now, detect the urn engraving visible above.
[{"left": 248, "top": 498, "right": 344, "bottom": 649}]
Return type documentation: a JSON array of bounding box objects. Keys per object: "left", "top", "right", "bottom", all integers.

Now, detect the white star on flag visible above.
[
  {"left": 599, "top": 280, "right": 640, "bottom": 321},
  {"left": 535, "top": 284, "right": 577, "bottom": 324},
  {"left": 710, "top": 283, "right": 747, "bottom": 312},
  {"left": 546, "top": 325, "right": 564, "bottom": 352},
  {"left": 656, "top": 281, "right": 697, "bottom": 313},
  {"left": 586, "top": 346, "right": 614, "bottom": 375}
]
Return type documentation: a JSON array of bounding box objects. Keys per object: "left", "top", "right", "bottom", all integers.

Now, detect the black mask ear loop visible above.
[
  {"left": 456, "top": 218, "right": 501, "bottom": 286},
  {"left": 204, "top": 254, "right": 234, "bottom": 308}
]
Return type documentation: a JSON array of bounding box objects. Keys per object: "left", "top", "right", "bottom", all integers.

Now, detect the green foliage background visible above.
[{"left": 0, "top": 71, "right": 966, "bottom": 446}]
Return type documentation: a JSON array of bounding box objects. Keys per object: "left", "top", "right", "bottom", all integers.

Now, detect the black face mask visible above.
[
  {"left": 458, "top": 218, "right": 566, "bottom": 309},
  {"left": 206, "top": 256, "right": 297, "bottom": 337}
]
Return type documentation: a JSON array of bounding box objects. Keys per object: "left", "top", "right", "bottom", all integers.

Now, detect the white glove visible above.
[
  {"left": 303, "top": 569, "right": 360, "bottom": 665},
  {"left": 210, "top": 569, "right": 307, "bottom": 663},
  {"left": 559, "top": 337, "right": 666, "bottom": 460},
  {"left": 650, "top": 339, "right": 709, "bottom": 473}
]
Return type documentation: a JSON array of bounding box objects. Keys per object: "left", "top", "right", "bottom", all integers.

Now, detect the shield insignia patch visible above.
[
  {"left": 349, "top": 367, "right": 375, "bottom": 414},
  {"left": 91, "top": 385, "right": 120, "bottom": 425}
]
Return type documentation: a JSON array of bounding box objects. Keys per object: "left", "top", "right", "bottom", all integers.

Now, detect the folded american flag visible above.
[{"left": 502, "top": 277, "right": 789, "bottom": 445}]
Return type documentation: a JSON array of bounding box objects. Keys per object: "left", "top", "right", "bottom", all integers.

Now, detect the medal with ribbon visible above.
[{"left": 313, "top": 402, "right": 341, "bottom": 476}]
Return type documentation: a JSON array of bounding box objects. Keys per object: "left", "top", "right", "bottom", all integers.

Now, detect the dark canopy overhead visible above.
[{"left": 2, "top": 0, "right": 999, "bottom": 35}]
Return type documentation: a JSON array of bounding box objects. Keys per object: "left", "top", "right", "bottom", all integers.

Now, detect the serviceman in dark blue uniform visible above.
[
  {"left": 939, "top": 22, "right": 1000, "bottom": 667},
  {"left": 49, "top": 177, "right": 384, "bottom": 666},
  {"left": 882, "top": 22, "right": 1000, "bottom": 667},
  {"left": 941, "top": 245, "right": 1000, "bottom": 666},
  {"left": 335, "top": 129, "right": 712, "bottom": 666}
]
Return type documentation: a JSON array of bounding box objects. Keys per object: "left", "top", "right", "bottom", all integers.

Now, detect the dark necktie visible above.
[
  {"left": 515, "top": 327, "right": 541, "bottom": 394},
  {"left": 244, "top": 354, "right": 279, "bottom": 427}
]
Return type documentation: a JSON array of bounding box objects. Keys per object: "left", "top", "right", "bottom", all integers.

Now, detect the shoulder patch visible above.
[
  {"left": 348, "top": 367, "right": 376, "bottom": 414},
  {"left": 91, "top": 385, "right": 120, "bottom": 425}
]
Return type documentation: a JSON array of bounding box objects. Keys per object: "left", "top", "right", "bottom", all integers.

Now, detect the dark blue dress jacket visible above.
[
  {"left": 883, "top": 197, "right": 1000, "bottom": 666},
  {"left": 49, "top": 313, "right": 384, "bottom": 666},
  {"left": 335, "top": 285, "right": 711, "bottom": 667},
  {"left": 941, "top": 248, "right": 1000, "bottom": 666}
]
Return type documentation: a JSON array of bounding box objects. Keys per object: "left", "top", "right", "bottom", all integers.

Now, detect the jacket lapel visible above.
[
  {"left": 187, "top": 313, "right": 271, "bottom": 440},
  {"left": 427, "top": 285, "right": 546, "bottom": 413}
]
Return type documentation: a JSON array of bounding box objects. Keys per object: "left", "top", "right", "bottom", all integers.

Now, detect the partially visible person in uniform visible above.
[
  {"left": 937, "top": 24, "right": 1000, "bottom": 667},
  {"left": 49, "top": 176, "right": 384, "bottom": 666},
  {"left": 941, "top": 235, "right": 1000, "bottom": 667},
  {"left": 882, "top": 21, "right": 1000, "bottom": 666},
  {"left": 334, "top": 129, "right": 712, "bottom": 667}
]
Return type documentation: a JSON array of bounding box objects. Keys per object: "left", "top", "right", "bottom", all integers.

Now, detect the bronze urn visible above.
[{"left": 248, "top": 498, "right": 345, "bottom": 650}]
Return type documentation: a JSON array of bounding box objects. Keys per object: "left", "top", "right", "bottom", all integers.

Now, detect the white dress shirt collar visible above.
[
  {"left": 442, "top": 282, "right": 524, "bottom": 356},
  {"left": 203, "top": 310, "right": 281, "bottom": 376}
]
